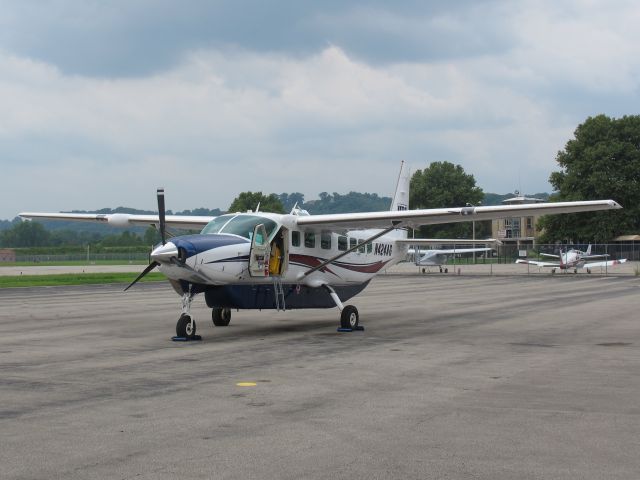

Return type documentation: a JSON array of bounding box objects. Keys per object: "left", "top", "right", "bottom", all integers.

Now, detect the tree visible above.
[
  {"left": 228, "top": 192, "right": 284, "bottom": 214},
  {"left": 410, "top": 161, "right": 485, "bottom": 238},
  {"left": 538, "top": 115, "right": 640, "bottom": 243},
  {"left": 143, "top": 226, "right": 161, "bottom": 245},
  {"left": 303, "top": 191, "right": 392, "bottom": 214},
  {"left": 278, "top": 192, "right": 305, "bottom": 212},
  {"left": 0, "top": 221, "right": 51, "bottom": 247}
]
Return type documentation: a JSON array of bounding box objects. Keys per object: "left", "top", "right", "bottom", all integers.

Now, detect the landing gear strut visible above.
[
  {"left": 325, "top": 285, "right": 362, "bottom": 331},
  {"left": 175, "top": 288, "right": 198, "bottom": 339},
  {"left": 212, "top": 307, "right": 232, "bottom": 326}
]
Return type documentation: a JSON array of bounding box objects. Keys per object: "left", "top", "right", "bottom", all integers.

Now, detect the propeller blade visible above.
[
  {"left": 124, "top": 261, "right": 159, "bottom": 291},
  {"left": 157, "top": 187, "right": 166, "bottom": 245}
]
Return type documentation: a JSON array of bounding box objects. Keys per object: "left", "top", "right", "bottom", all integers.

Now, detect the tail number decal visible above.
[{"left": 374, "top": 243, "right": 393, "bottom": 256}]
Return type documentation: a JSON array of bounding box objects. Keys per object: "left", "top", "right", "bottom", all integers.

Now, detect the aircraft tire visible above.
[
  {"left": 176, "top": 314, "right": 196, "bottom": 338},
  {"left": 212, "top": 307, "right": 232, "bottom": 326},
  {"left": 340, "top": 305, "right": 359, "bottom": 329}
]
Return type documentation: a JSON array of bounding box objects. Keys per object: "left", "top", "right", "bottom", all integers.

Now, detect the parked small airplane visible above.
[
  {"left": 407, "top": 245, "right": 493, "bottom": 273},
  {"left": 20, "top": 162, "right": 622, "bottom": 337},
  {"left": 516, "top": 245, "right": 627, "bottom": 273}
]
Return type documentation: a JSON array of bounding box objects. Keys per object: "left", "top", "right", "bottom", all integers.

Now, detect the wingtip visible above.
[{"left": 608, "top": 200, "right": 623, "bottom": 209}]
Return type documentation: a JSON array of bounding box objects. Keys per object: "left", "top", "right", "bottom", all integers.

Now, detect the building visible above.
[
  {"left": 0, "top": 248, "right": 16, "bottom": 262},
  {"left": 491, "top": 194, "right": 545, "bottom": 248}
]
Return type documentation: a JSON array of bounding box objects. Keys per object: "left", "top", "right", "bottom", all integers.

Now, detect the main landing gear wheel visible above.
[
  {"left": 340, "top": 305, "right": 359, "bottom": 329},
  {"left": 176, "top": 314, "right": 197, "bottom": 338},
  {"left": 212, "top": 307, "right": 232, "bottom": 326}
]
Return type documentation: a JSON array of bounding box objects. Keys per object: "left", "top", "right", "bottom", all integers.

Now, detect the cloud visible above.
[{"left": 1, "top": 1, "right": 639, "bottom": 219}]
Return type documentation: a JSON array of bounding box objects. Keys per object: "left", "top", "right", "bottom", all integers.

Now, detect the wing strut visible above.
[{"left": 300, "top": 222, "right": 401, "bottom": 279}]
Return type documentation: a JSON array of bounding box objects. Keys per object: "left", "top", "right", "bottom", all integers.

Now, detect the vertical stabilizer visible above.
[{"left": 390, "top": 161, "right": 411, "bottom": 212}]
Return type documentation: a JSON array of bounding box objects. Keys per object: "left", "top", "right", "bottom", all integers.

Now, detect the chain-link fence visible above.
[{"left": 13, "top": 252, "right": 149, "bottom": 263}]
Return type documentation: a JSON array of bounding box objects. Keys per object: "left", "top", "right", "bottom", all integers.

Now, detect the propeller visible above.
[
  {"left": 157, "top": 187, "right": 167, "bottom": 245},
  {"left": 124, "top": 187, "right": 167, "bottom": 291},
  {"left": 124, "top": 261, "right": 159, "bottom": 291}
]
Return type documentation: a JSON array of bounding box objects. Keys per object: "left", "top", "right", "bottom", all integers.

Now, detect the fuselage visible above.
[
  {"left": 152, "top": 212, "right": 409, "bottom": 307},
  {"left": 557, "top": 251, "right": 586, "bottom": 269}
]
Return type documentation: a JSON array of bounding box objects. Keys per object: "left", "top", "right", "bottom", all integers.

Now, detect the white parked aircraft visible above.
[
  {"left": 407, "top": 245, "right": 493, "bottom": 273},
  {"left": 20, "top": 162, "right": 622, "bottom": 337},
  {"left": 516, "top": 245, "right": 627, "bottom": 273}
]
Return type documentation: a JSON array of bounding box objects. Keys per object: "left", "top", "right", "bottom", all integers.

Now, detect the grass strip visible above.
[{"left": 0, "top": 272, "right": 166, "bottom": 288}]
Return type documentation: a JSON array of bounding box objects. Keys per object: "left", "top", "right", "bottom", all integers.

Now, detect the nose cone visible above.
[{"left": 150, "top": 242, "right": 178, "bottom": 263}]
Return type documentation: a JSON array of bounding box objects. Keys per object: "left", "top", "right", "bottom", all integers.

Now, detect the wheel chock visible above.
[
  {"left": 336, "top": 326, "right": 365, "bottom": 332},
  {"left": 171, "top": 335, "right": 202, "bottom": 342}
]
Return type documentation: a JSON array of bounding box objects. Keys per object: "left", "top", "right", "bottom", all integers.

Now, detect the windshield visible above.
[
  {"left": 200, "top": 215, "right": 235, "bottom": 235},
  {"left": 201, "top": 214, "right": 278, "bottom": 240}
]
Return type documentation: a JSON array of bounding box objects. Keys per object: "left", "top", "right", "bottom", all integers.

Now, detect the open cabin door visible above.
[
  {"left": 270, "top": 227, "right": 289, "bottom": 276},
  {"left": 249, "top": 224, "right": 270, "bottom": 277}
]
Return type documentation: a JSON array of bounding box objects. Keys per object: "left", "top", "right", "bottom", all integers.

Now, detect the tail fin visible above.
[
  {"left": 586, "top": 244, "right": 592, "bottom": 255},
  {"left": 390, "top": 160, "right": 411, "bottom": 211}
]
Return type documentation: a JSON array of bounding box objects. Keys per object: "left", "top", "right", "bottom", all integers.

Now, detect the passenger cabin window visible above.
[
  {"left": 291, "top": 231, "right": 300, "bottom": 247},
  {"left": 304, "top": 232, "right": 316, "bottom": 248},
  {"left": 367, "top": 242, "right": 372, "bottom": 254},
  {"left": 321, "top": 231, "right": 332, "bottom": 250},
  {"left": 349, "top": 237, "right": 357, "bottom": 250},
  {"left": 357, "top": 239, "right": 365, "bottom": 253},
  {"left": 338, "top": 235, "right": 348, "bottom": 251}
]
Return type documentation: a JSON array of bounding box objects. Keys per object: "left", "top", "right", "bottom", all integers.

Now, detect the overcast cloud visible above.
[{"left": 1, "top": 0, "right": 639, "bottom": 219}]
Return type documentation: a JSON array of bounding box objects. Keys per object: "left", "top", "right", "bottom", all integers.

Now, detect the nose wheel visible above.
[
  {"left": 176, "top": 313, "right": 197, "bottom": 338},
  {"left": 172, "top": 288, "right": 201, "bottom": 341}
]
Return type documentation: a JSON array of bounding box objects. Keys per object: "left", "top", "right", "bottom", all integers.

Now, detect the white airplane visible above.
[
  {"left": 516, "top": 245, "right": 627, "bottom": 273},
  {"left": 407, "top": 244, "right": 493, "bottom": 273},
  {"left": 20, "top": 162, "right": 622, "bottom": 338}
]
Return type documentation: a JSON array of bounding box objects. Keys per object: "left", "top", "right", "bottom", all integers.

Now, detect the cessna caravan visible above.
[{"left": 20, "top": 162, "right": 622, "bottom": 338}]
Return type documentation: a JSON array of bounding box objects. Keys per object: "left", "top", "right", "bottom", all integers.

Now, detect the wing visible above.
[
  {"left": 294, "top": 200, "right": 621, "bottom": 230},
  {"left": 413, "top": 247, "right": 492, "bottom": 255},
  {"left": 515, "top": 259, "right": 559, "bottom": 268},
  {"left": 583, "top": 259, "right": 627, "bottom": 269},
  {"left": 396, "top": 238, "right": 501, "bottom": 246},
  {"left": 580, "top": 254, "right": 609, "bottom": 260},
  {"left": 18, "top": 212, "right": 213, "bottom": 230},
  {"left": 539, "top": 252, "right": 560, "bottom": 259}
]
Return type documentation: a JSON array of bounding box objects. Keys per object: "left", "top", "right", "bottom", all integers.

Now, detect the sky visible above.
[{"left": 1, "top": 0, "right": 639, "bottom": 219}]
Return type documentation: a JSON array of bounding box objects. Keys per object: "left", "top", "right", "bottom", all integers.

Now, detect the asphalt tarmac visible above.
[{"left": 1, "top": 274, "right": 639, "bottom": 479}]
